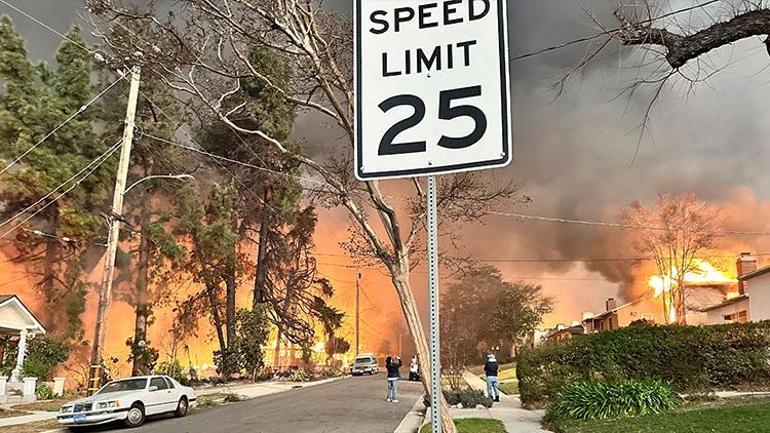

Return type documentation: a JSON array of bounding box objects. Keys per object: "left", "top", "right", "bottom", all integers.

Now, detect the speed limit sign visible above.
[{"left": 354, "top": 0, "right": 512, "bottom": 180}]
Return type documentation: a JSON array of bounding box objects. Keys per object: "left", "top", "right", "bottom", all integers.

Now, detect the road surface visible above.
[{"left": 88, "top": 375, "right": 423, "bottom": 433}]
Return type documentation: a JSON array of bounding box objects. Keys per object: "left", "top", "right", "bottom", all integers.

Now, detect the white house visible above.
[{"left": 0, "top": 295, "right": 47, "bottom": 383}]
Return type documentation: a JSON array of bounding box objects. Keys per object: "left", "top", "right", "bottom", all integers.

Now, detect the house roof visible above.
[
  {"left": 0, "top": 295, "right": 46, "bottom": 333},
  {"left": 739, "top": 265, "right": 770, "bottom": 281},
  {"left": 582, "top": 298, "right": 645, "bottom": 322},
  {"left": 697, "top": 294, "right": 750, "bottom": 312}
]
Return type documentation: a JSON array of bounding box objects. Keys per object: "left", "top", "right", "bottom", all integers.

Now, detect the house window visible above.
[{"left": 724, "top": 311, "right": 748, "bottom": 324}]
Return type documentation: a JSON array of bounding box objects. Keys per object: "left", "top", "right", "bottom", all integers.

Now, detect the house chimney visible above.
[
  {"left": 737, "top": 252, "right": 757, "bottom": 294},
  {"left": 605, "top": 298, "right": 617, "bottom": 312}
]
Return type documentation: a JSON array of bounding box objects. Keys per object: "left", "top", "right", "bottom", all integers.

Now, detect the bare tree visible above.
[
  {"left": 545, "top": 1, "right": 770, "bottom": 159},
  {"left": 86, "top": 1, "right": 525, "bottom": 429},
  {"left": 622, "top": 193, "right": 720, "bottom": 324}
]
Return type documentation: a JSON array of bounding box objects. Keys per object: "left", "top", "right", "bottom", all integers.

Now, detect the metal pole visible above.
[
  {"left": 427, "top": 175, "right": 441, "bottom": 432},
  {"left": 355, "top": 271, "right": 360, "bottom": 356},
  {"left": 88, "top": 67, "right": 141, "bottom": 395}
]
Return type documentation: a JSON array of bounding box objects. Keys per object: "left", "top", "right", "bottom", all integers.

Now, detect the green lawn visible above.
[
  {"left": 420, "top": 418, "right": 506, "bottom": 433},
  {"left": 549, "top": 399, "right": 770, "bottom": 433},
  {"left": 499, "top": 381, "right": 518, "bottom": 395}
]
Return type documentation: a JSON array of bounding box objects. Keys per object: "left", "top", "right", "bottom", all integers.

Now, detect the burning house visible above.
[{"left": 550, "top": 252, "right": 770, "bottom": 340}]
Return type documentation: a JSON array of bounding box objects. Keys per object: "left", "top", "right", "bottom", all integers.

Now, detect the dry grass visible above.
[
  {"left": 12, "top": 399, "right": 68, "bottom": 412},
  {"left": 0, "top": 419, "right": 59, "bottom": 433},
  {"left": 0, "top": 408, "right": 29, "bottom": 419}
]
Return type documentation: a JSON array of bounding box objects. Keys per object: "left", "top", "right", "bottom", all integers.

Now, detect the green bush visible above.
[
  {"left": 35, "top": 384, "right": 55, "bottom": 400},
  {"left": 22, "top": 336, "right": 70, "bottom": 380},
  {"left": 154, "top": 360, "right": 188, "bottom": 384},
  {"left": 423, "top": 389, "right": 493, "bottom": 408},
  {"left": 517, "top": 321, "right": 770, "bottom": 406},
  {"left": 544, "top": 380, "right": 679, "bottom": 422}
]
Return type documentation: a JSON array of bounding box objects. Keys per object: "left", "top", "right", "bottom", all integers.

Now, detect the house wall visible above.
[
  {"left": 617, "top": 298, "right": 666, "bottom": 326},
  {"left": 0, "top": 301, "right": 32, "bottom": 331},
  {"left": 747, "top": 273, "right": 770, "bottom": 321},
  {"left": 704, "top": 299, "right": 750, "bottom": 325}
]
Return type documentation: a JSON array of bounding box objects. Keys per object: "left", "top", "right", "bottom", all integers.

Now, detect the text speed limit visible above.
[{"left": 354, "top": 0, "right": 512, "bottom": 180}]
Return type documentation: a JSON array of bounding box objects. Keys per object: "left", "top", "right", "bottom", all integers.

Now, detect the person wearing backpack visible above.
[
  {"left": 385, "top": 355, "right": 403, "bottom": 402},
  {"left": 484, "top": 353, "right": 500, "bottom": 402}
]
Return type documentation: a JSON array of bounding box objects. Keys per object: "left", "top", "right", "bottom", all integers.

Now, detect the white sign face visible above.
[{"left": 354, "top": 0, "right": 512, "bottom": 180}]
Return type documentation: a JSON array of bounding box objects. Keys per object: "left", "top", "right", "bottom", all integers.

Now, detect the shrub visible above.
[
  {"left": 223, "top": 393, "right": 241, "bottom": 402},
  {"left": 517, "top": 321, "right": 770, "bottom": 406},
  {"left": 545, "top": 380, "right": 679, "bottom": 422},
  {"left": 154, "top": 360, "right": 188, "bottom": 384},
  {"left": 423, "top": 389, "right": 492, "bottom": 408},
  {"left": 22, "top": 336, "right": 70, "bottom": 380},
  {"left": 35, "top": 384, "right": 55, "bottom": 400},
  {"left": 458, "top": 388, "right": 493, "bottom": 408}
]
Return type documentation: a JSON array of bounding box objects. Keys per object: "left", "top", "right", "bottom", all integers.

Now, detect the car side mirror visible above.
[{"left": 148, "top": 386, "right": 158, "bottom": 392}]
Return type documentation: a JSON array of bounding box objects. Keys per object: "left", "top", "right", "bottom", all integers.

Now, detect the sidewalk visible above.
[
  {"left": 0, "top": 411, "right": 58, "bottom": 429},
  {"left": 460, "top": 371, "right": 552, "bottom": 433},
  {"left": 0, "top": 376, "right": 343, "bottom": 429}
]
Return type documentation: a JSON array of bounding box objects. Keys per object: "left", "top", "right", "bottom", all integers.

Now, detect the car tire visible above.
[
  {"left": 175, "top": 397, "right": 189, "bottom": 418},
  {"left": 124, "top": 403, "right": 146, "bottom": 428}
]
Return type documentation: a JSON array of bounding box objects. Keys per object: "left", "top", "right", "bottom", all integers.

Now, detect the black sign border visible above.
[{"left": 354, "top": 0, "right": 511, "bottom": 180}]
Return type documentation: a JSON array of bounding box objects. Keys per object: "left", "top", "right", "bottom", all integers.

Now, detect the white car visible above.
[
  {"left": 57, "top": 375, "right": 196, "bottom": 429},
  {"left": 350, "top": 354, "right": 379, "bottom": 375}
]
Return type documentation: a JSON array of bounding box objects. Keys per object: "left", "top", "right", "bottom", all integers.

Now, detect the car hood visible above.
[{"left": 66, "top": 390, "right": 144, "bottom": 405}]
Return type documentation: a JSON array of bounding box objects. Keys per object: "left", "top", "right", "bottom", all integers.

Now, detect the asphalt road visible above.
[{"left": 120, "top": 375, "right": 421, "bottom": 433}]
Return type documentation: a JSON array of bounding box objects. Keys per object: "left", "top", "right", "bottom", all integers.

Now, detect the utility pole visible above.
[
  {"left": 355, "top": 271, "right": 361, "bottom": 356},
  {"left": 88, "top": 67, "right": 141, "bottom": 395}
]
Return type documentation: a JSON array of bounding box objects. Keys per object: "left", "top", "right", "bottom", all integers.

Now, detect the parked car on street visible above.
[
  {"left": 57, "top": 375, "right": 196, "bottom": 430},
  {"left": 350, "top": 353, "right": 379, "bottom": 376}
]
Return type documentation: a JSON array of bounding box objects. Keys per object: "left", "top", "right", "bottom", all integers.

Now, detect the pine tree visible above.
[{"left": 0, "top": 18, "right": 113, "bottom": 340}]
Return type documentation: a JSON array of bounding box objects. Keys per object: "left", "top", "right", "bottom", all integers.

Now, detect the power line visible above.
[
  {"left": 490, "top": 210, "right": 770, "bottom": 236},
  {"left": 0, "top": 73, "right": 127, "bottom": 176},
  {"left": 0, "top": 0, "right": 94, "bottom": 53},
  {"left": 140, "top": 131, "right": 330, "bottom": 190},
  {"left": 0, "top": 139, "right": 122, "bottom": 239},
  {"left": 510, "top": 0, "right": 722, "bottom": 62}
]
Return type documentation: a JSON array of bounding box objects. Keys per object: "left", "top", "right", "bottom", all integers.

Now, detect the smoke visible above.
[{"left": 5, "top": 0, "right": 770, "bottom": 347}]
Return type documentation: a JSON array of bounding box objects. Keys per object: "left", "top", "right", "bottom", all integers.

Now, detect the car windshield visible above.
[
  {"left": 355, "top": 357, "right": 373, "bottom": 364},
  {"left": 96, "top": 378, "right": 147, "bottom": 395}
]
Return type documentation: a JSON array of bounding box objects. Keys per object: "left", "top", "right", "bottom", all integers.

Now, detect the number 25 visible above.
[{"left": 378, "top": 86, "right": 488, "bottom": 156}]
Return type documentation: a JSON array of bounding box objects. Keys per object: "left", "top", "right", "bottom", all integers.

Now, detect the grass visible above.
[
  {"left": 549, "top": 398, "right": 770, "bottom": 433},
  {"left": 0, "top": 419, "right": 59, "bottom": 433},
  {"left": 0, "top": 408, "right": 29, "bottom": 419},
  {"left": 12, "top": 398, "right": 69, "bottom": 412},
  {"left": 420, "top": 418, "right": 506, "bottom": 433},
  {"left": 499, "top": 381, "right": 518, "bottom": 395}
]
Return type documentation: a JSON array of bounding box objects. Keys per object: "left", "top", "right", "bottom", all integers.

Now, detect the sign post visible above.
[
  {"left": 427, "top": 175, "right": 441, "bottom": 431},
  {"left": 354, "top": 1, "right": 511, "bottom": 431}
]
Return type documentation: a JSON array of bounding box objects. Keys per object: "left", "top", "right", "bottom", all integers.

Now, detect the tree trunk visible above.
[
  {"left": 41, "top": 212, "right": 61, "bottom": 333},
  {"left": 206, "top": 282, "right": 227, "bottom": 354},
  {"left": 253, "top": 189, "right": 270, "bottom": 308},
  {"left": 677, "top": 277, "right": 687, "bottom": 325},
  {"left": 391, "top": 269, "right": 456, "bottom": 433},
  {"left": 273, "top": 328, "right": 282, "bottom": 369},
  {"left": 225, "top": 273, "right": 237, "bottom": 348},
  {"left": 131, "top": 206, "right": 152, "bottom": 376}
]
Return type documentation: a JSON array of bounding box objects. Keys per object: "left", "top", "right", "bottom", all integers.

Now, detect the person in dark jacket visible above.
[
  {"left": 385, "top": 355, "right": 403, "bottom": 402},
  {"left": 484, "top": 353, "right": 500, "bottom": 402}
]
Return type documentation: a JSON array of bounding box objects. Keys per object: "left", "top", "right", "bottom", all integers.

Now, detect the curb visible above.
[{"left": 394, "top": 394, "right": 427, "bottom": 433}]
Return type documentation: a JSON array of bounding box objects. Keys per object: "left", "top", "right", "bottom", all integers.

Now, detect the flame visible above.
[
  {"left": 648, "top": 258, "right": 735, "bottom": 298},
  {"left": 648, "top": 258, "right": 736, "bottom": 323}
]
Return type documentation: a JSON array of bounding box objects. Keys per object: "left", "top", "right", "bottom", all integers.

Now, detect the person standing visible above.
[
  {"left": 385, "top": 355, "right": 403, "bottom": 402},
  {"left": 409, "top": 355, "right": 419, "bottom": 381},
  {"left": 484, "top": 353, "right": 500, "bottom": 402}
]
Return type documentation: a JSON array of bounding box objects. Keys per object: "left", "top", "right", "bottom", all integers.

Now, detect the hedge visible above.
[{"left": 517, "top": 321, "right": 770, "bottom": 406}]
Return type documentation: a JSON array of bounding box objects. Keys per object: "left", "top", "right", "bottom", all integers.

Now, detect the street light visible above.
[{"left": 123, "top": 174, "right": 195, "bottom": 195}]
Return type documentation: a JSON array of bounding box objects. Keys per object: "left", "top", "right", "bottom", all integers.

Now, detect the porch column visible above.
[{"left": 11, "top": 328, "right": 28, "bottom": 383}]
